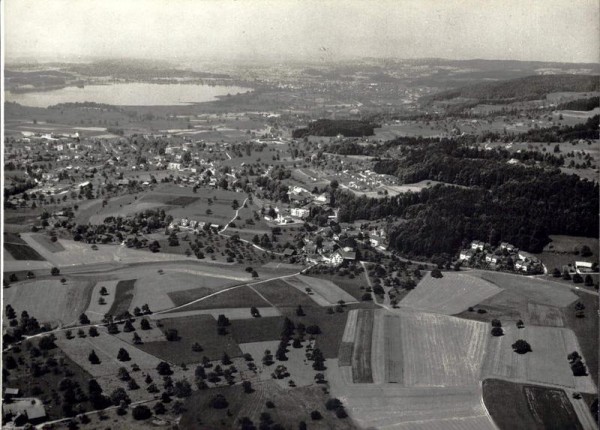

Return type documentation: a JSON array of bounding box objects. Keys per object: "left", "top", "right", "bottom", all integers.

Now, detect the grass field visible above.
[
  {"left": 483, "top": 379, "right": 583, "bottom": 430},
  {"left": 253, "top": 279, "right": 318, "bottom": 308},
  {"left": 29, "top": 233, "right": 66, "bottom": 252},
  {"left": 3, "top": 277, "right": 93, "bottom": 326},
  {"left": 137, "top": 314, "right": 243, "bottom": 364},
  {"left": 351, "top": 309, "right": 374, "bottom": 383},
  {"left": 528, "top": 303, "right": 564, "bottom": 327},
  {"left": 400, "top": 271, "right": 502, "bottom": 315},
  {"left": 383, "top": 314, "right": 403, "bottom": 384},
  {"left": 229, "top": 316, "right": 286, "bottom": 344},
  {"left": 84, "top": 280, "right": 119, "bottom": 322},
  {"left": 171, "top": 285, "right": 269, "bottom": 311},
  {"left": 3, "top": 241, "right": 46, "bottom": 261},
  {"left": 167, "top": 286, "right": 214, "bottom": 306},
  {"left": 306, "top": 273, "right": 367, "bottom": 301},
  {"left": 107, "top": 279, "right": 136, "bottom": 316},
  {"left": 563, "top": 291, "right": 599, "bottom": 386},
  {"left": 285, "top": 275, "right": 358, "bottom": 306},
  {"left": 482, "top": 325, "right": 596, "bottom": 392}
]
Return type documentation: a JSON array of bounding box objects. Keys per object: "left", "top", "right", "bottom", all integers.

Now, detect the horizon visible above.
[{"left": 4, "top": 0, "right": 599, "bottom": 65}]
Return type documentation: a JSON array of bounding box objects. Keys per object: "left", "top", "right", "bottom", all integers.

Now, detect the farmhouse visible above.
[
  {"left": 290, "top": 207, "right": 310, "bottom": 218},
  {"left": 459, "top": 249, "right": 476, "bottom": 261},
  {"left": 2, "top": 398, "right": 47, "bottom": 426},
  {"left": 470, "top": 240, "right": 485, "bottom": 251},
  {"left": 500, "top": 242, "right": 517, "bottom": 252},
  {"left": 330, "top": 248, "right": 357, "bottom": 266},
  {"left": 575, "top": 261, "right": 594, "bottom": 274}
]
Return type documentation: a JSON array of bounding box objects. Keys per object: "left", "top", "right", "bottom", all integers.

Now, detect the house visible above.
[
  {"left": 168, "top": 162, "right": 182, "bottom": 171},
  {"left": 500, "top": 242, "right": 516, "bottom": 252},
  {"left": 470, "top": 241, "right": 485, "bottom": 251},
  {"left": 282, "top": 248, "right": 297, "bottom": 257},
  {"left": 330, "top": 249, "right": 357, "bottom": 266},
  {"left": 575, "top": 261, "right": 594, "bottom": 274},
  {"left": 459, "top": 249, "right": 476, "bottom": 261},
  {"left": 2, "top": 398, "right": 47, "bottom": 425},
  {"left": 485, "top": 253, "right": 500, "bottom": 264},
  {"left": 4, "top": 388, "right": 19, "bottom": 400},
  {"left": 290, "top": 207, "right": 310, "bottom": 219},
  {"left": 515, "top": 260, "right": 532, "bottom": 272}
]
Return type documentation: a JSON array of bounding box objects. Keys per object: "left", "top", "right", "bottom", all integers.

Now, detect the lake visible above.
[{"left": 4, "top": 82, "right": 253, "bottom": 107}]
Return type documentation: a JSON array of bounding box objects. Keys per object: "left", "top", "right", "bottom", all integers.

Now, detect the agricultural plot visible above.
[
  {"left": 399, "top": 310, "right": 488, "bottom": 387},
  {"left": 482, "top": 325, "right": 596, "bottom": 392},
  {"left": 352, "top": 309, "right": 374, "bottom": 383},
  {"left": 170, "top": 285, "right": 269, "bottom": 310},
  {"left": 3, "top": 278, "right": 93, "bottom": 326},
  {"left": 29, "top": 233, "right": 65, "bottom": 252},
  {"left": 475, "top": 271, "right": 579, "bottom": 307},
  {"left": 3, "top": 241, "right": 46, "bottom": 261},
  {"left": 137, "top": 314, "right": 243, "bottom": 364},
  {"left": 384, "top": 314, "right": 403, "bottom": 384},
  {"left": 527, "top": 303, "right": 564, "bottom": 327},
  {"left": 153, "top": 307, "right": 281, "bottom": 321},
  {"left": 107, "top": 279, "right": 136, "bottom": 316},
  {"left": 84, "top": 280, "right": 119, "bottom": 322},
  {"left": 284, "top": 275, "right": 358, "bottom": 306},
  {"left": 524, "top": 385, "right": 583, "bottom": 430},
  {"left": 253, "top": 279, "right": 317, "bottom": 308},
  {"left": 229, "top": 316, "right": 287, "bottom": 344},
  {"left": 307, "top": 272, "right": 372, "bottom": 301},
  {"left": 400, "top": 272, "right": 502, "bottom": 315}
]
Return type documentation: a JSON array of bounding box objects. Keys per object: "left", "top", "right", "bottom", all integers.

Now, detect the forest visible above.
[
  {"left": 330, "top": 140, "right": 598, "bottom": 258},
  {"left": 557, "top": 97, "right": 599, "bottom": 111},
  {"left": 292, "top": 119, "right": 378, "bottom": 138},
  {"left": 425, "top": 74, "right": 600, "bottom": 103}
]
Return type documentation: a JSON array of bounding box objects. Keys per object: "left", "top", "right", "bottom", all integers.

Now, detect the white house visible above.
[
  {"left": 470, "top": 241, "right": 485, "bottom": 251},
  {"left": 168, "top": 162, "right": 182, "bottom": 171},
  {"left": 290, "top": 207, "right": 310, "bottom": 218},
  {"left": 459, "top": 249, "right": 476, "bottom": 261}
]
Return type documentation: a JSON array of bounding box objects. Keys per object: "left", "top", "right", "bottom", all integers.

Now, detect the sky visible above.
[{"left": 4, "top": 0, "right": 599, "bottom": 64}]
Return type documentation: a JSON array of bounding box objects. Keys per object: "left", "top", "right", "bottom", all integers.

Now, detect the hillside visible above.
[{"left": 424, "top": 74, "right": 600, "bottom": 103}]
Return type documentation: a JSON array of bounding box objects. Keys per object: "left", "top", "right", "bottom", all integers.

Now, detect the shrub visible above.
[{"left": 131, "top": 405, "right": 152, "bottom": 420}]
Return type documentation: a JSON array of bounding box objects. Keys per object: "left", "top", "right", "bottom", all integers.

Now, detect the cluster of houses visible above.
[
  {"left": 459, "top": 240, "right": 544, "bottom": 274},
  {"left": 2, "top": 388, "right": 47, "bottom": 427}
]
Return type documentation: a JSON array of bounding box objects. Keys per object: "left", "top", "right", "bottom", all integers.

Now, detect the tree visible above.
[
  {"left": 512, "top": 339, "right": 532, "bottom": 354},
  {"left": 174, "top": 379, "right": 192, "bottom": 398},
  {"left": 584, "top": 275, "right": 594, "bottom": 287},
  {"left": 209, "top": 394, "right": 229, "bottom": 409},
  {"left": 325, "top": 398, "right": 343, "bottom": 411},
  {"left": 118, "top": 367, "right": 131, "bottom": 381},
  {"left": 140, "top": 318, "right": 151, "bottom": 330},
  {"left": 88, "top": 326, "right": 99, "bottom": 337},
  {"left": 156, "top": 362, "right": 173, "bottom": 376},
  {"left": 217, "top": 314, "right": 230, "bottom": 327},
  {"left": 516, "top": 319, "right": 525, "bottom": 329},
  {"left": 252, "top": 270, "right": 259, "bottom": 278},
  {"left": 153, "top": 402, "right": 166, "bottom": 415},
  {"left": 430, "top": 269, "right": 443, "bottom": 278},
  {"left": 5, "top": 305, "right": 16, "bottom": 320},
  {"left": 117, "top": 348, "right": 131, "bottom": 362},
  {"left": 165, "top": 329, "right": 179, "bottom": 341},
  {"left": 250, "top": 306, "right": 261, "bottom": 318},
  {"left": 123, "top": 320, "right": 135, "bottom": 332},
  {"left": 296, "top": 305, "right": 305, "bottom": 316},
  {"left": 192, "top": 342, "right": 203, "bottom": 352},
  {"left": 99, "top": 286, "right": 108, "bottom": 296},
  {"left": 79, "top": 313, "right": 90, "bottom": 325},
  {"left": 242, "top": 380, "right": 253, "bottom": 393},
  {"left": 88, "top": 350, "right": 100, "bottom": 364},
  {"left": 142, "top": 304, "right": 152, "bottom": 314},
  {"left": 491, "top": 319, "right": 502, "bottom": 328},
  {"left": 132, "top": 405, "right": 152, "bottom": 420},
  {"left": 573, "top": 274, "right": 583, "bottom": 284},
  {"left": 571, "top": 360, "right": 588, "bottom": 376},
  {"left": 491, "top": 327, "right": 504, "bottom": 337},
  {"left": 51, "top": 267, "right": 60, "bottom": 276},
  {"left": 310, "top": 410, "right": 322, "bottom": 420}
]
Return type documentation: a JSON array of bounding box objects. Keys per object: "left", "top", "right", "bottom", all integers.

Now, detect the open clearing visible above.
[
  {"left": 400, "top": 272, "right": 502, "bottom": 315},
  {"left": 482, "top": 325, "right": 596, "bottom": 393},
  {"left": 3, "top": 278, "right": 93, "bottom": 326},
  {"left": 284, "top": 275, "right": 359, "bottom": 306}
]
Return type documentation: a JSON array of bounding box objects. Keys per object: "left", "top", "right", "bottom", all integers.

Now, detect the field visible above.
[
  {"left": 563, "top": 291, "right": 599, "bottom": 386},
  {"left": 527, "top": 303, "right": 564, "bottom": 327},
  {"left": 482, "top": 325, "right": 596, "bottom": 392},
  {"left": 3, "top": 241, "right": 46, "bottom": 261},
  {"left": 107, "top": 279, "right": 136, "bottom": 316},
  {"left": 170, "top": 285, "right": 269, "bottom": 310},
  {"left": 180, "top": 380, "right": 359, "bottom": 430},
  {"left": 29, "top": 233, "right": 66, "bottom": 252},
  {"left": 284, "top": 275, "right": 359, "bottom": 306},
  {"left": 351, "top": 309, "right": 374, "bottom": 383},
  {"left": 3, "top": 277, "right": 93, "bottom": 326},
  {"left": 306, "top": 272, "right": 368, "bottom": 301},
  {"left": 253, "top": 279, "right": 318, "bottom": 308},
  {"left": 400, "top": 271, "right": 502, "bottom": 315},
  {"left": 84, "top": 280, "right": 119, "bottom": 322},
  {"left": 483, "top": 379, "right": 586, "bottom": 430},
  {"left": 229, "top": 316, "right": 286, "bottom": 343},
  {"left": 137, "top": 314, "right": 243, "bottom": 364}
]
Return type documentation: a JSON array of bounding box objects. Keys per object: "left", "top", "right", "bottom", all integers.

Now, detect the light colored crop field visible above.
[
  {"left": 371, "top": 310, "right": 386, "bottom": 384},
  {"left": 152, "top": 307, "right": 281, "bottom": 321},
  {"left": 84, "top": 280, "right": 119, "bottom": 322},
  {"left": 399, "top": 310, "right": 488, "bottom": 387},
  {"left": 3, "top": 278, "right": 93, "bottom": 326},
  {"left": 342, "top": 309, "right": 359, "bottom": 342},
  {"left": 475, "top": 271, "right": 578, "bottom": 307},
  {"left": 482, "top": 325, "right": 596, "bottom": 392},
  {"left": 29, "top": 233, "right": 65, "bottom": 252},
  {"left": 284, "top": 275, "right": 359, "bottom": 306},
  {"left": 527, "top": 303, "right": 564, "bottom": 327},
  {"left": 400, "top": 272, "right": 502, "bottom": 315},
  {"left": 326, "top": 358, "right": 496, "bottom": 430}
]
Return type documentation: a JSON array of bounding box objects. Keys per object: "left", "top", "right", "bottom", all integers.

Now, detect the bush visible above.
[
  {"left": 310, "top": 411, "right": 322, "bottom": 420},
  {"left": 132, "top": 405, "right": 152, "bottom": 420},
  {"left": 209, "top": 394, "right": 229, "bottom": 409},
  {"left": 512, "top": 339, "right": 532, "bottom": 354},
  {"left": 491, "top": 327, "right": 504, "bottom": 337}
]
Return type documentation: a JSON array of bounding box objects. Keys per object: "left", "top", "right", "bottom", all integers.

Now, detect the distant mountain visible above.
[{"left": 424, "top": 74, "right": 600, "bottom": 103}]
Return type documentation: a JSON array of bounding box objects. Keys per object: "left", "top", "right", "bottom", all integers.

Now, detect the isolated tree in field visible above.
[
  {"left": 156, "top": 361, "right": 173, "bottom": 376},
  {"left": 250, "top": 306, "right": 261, "bottom": 318},
  {"left": 252, "top": 270, "right": 259, "bottom": 278},
  {"left": 107, "top": 323, "right": 119, "bottom": 334},
  {"left": 310, "top": 411, "right": 322, "bottom": 420},
  {"left": 132, "top": 332, "right": 142, "bottom": 345},
  {"left": 142, "top": 304, "right": 152, "bottom": 314},
  {"left": 88, "top": 326, "right": 99, "bottom": 337},
  {"left": 242, "top": 380, "right": 253, "bottom": 393},
  {"left": 296, "top": 305, "right": 305, "bottom": 317},
  {"left": 88, "top": 350, "right": 101, "bottom": 364},
  {"left": 192, "top": 342, "right": 203, "bottom": 352},
  {"left": 51, "top": 267, "right": 60, "bottom": 276},
  {"left": 98, "top": 297, "right": 106, "bottom": 305},
  {"left": 491, "top": 319, "right": 502, "bottom": 328},
  {"left": 512, "top": 339, "right": 532, "bottom": 354},
  {"left": 79, "top": 313, "right": 90, "bottom": 325},
  {"left": 165, "top": 329, "right": 179, "bottom": 341},
  {"left": 217, "top": 314, "right": 230, "bottom": 327},
  {"left": 132, "top": 405, "right": 152, "bottom": 420},
  {"left": 209, "top": 394, "right": 229, "bottom": 409},
  {"left": 491, "top": 327, "right": 504, "bottom": 337},
  {"left": 140, "top": 318, "right": 151, "bottom": 330},
  {"left": 117, "top": 348, "right": 131, "bottom": 362},
  {"left": 118, "top": 367, "right": 131, "bottom": 381},
  {"left": 262, "top": 349, "right": 274, "bottom": 366},
  {"left": 516, "top": 319, "right": 525, "bottom": 329},
  {"left": 123, "top": 320, "right": 135, "bottom": 332},
  {"left": 99, "top": 286, "right": 108, "bottom": 296}
]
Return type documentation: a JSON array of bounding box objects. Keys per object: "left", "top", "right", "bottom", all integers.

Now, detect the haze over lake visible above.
[{"left": 4, "top": 82, "right": 252, "bottom": 107}]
